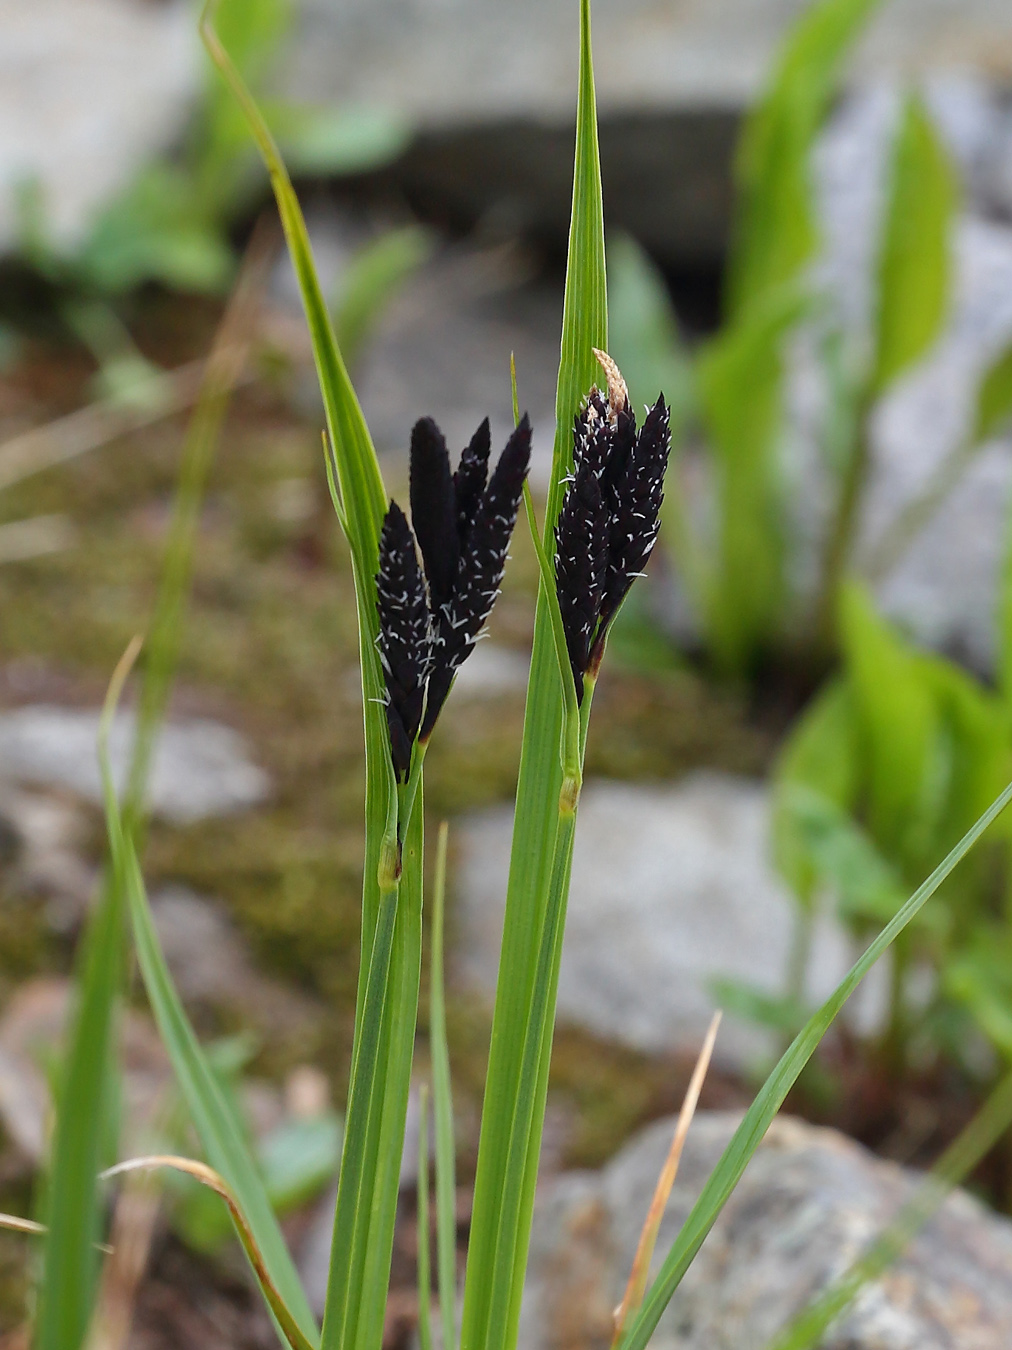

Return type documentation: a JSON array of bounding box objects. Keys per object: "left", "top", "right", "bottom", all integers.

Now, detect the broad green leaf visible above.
[
  {"left": 974, "top": 340, "right": 1012, "bottom": 443},
  {"left": 784, "top": 784, "right": 909, "bottom": 927},
  {"left": 773, "top": 679, "right": 858, "bottom": 905},
  {"left": 333, "top": 226, "right": 433, "bottom": 367},
  {"left": 619, "top": 774, "right": 1012, "bottom": 1350},
  {"left": 78, "top": 164, "right": 233, "bottom": 295},
  {"left": 945, "top": 929, "right": 1012, "bottom": 1058},
  {"left": 273, "top": 104, "right": 411, "bottom": 178},
  {"left": 871, "top": 93, "right": 958, "bottom": 394},
  {"left": 460, "top": 1, "right": 606, "bottom": 1347},
  {"left": 698, "top": 287, "right": 808, "bottom": 675},
  {"left": 839, "top": 583, "right": 937, "bottom": 860},
  {"left": 728, "top": 0, "right": 882, "bottom": 316}
]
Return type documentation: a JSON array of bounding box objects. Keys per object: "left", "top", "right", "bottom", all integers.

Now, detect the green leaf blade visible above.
[
  {"left": 728, "top": 0, "right": 882, "bottom": 316},
  {"left": 459, "top": 2, "right": 605, "bottom": 1348},
  {"left": 620, "top": 774, "right": 1012, "bottom": 1350},
  {"left": 872, "top": 92, "right": 959, "bottom": 394}
]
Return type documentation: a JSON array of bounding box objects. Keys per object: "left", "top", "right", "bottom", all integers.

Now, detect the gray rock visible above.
[
  {"left": 280, "top": 1, "right": 1012, "bottom": 264},
  {"left": 0, "top": 0, "right": 198, "bottom": 252},
  {"left": 521, "top": 1110, "right": 1012, "bottom": 1350},
  {"left": 0, "top": 705, "right": 270, "bottom": 823},
  {"left": 284, "top": 0, "right": 1012, "bottom": 126},
  {"left": 445, "top": 642, "right": 530, "bottom": 701},
  {"left": 454, "top": 773, "right": 887, "bottom": 1069},
  {"left": 0, "top": 783, "right": 95, "bottom": 925}
]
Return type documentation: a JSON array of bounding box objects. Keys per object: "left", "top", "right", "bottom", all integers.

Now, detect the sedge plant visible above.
[{"left": 23, "top": 2, "right": 1012, "bottom": 1349}]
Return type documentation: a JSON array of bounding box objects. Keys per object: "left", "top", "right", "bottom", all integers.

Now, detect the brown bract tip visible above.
[{"left": 592, "top": 348, "right": 629, "bottom": 417}]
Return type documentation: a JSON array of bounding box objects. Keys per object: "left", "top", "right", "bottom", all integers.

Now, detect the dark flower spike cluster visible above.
[
  {"left": 555, "top": 350, "right": 671, "bottom": 703},
  {"left": 376, "top": 413, "right": 532, "bottom": 778}
]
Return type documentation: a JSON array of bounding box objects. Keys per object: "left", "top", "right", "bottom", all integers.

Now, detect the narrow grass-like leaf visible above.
[
  {"left": 619, "top": 775, "right": 1012, "bottom": 1350},
  {"left": 766, "top": 1067, "right": 1012, "bottom": 1350},
  {"left": 612, "top": 1013, "right": 720, "bottom": 1342},
  {"left": 34, "top": 641, "right": 142, "bottom": 1350},
  {"left": 460, "top": 3, "right": 605, "bottom": 1346},
  {"left": 727, "top": 0, "right": 881, "bottom": 317},
  {"left": 200, "top": 14, "right": 425, "bottom": 1350},
  {"left": 37, "top": 242, "right": 268, "bottom": 1350},
  {"left": 871, "top": 92, "right": 958, "bottom": 395},
  {"left": 416, "top": 1085, "right": 434, "bottom": 1350},
  {"left": 102, "top": 1156, "right": 315, "bottom": 1350},
  {"left": 430, "top": 823, "right": 458, "bottom": 1350},
  {"left": 34, "top": 871, "right": 123, "bottom": 1349},
  {"left": 975, "top": 339, "right": 1012, "bottom": 444},
  {"left": 97, "top": 657, "right": 318, "bottom": 1343}
]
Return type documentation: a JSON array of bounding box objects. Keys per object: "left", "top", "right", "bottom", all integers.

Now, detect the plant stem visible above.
[{"left": 813, "top": 397, "right": 872, "bottom": 657}]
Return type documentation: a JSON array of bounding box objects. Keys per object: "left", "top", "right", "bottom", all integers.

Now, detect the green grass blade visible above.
[
  {"left": 35, "top": 888, "right": 124, "bottom": 1346},
  {"left": 430, "top": 823, "right": 458, "bottom": 1350},
  {"left": 35, "top": 261, "right": 262, "bottom": 1347},
  {"left": 620, "top": 775, "right": 1012, "bottom": 1350},
  {"left": 200, "top": 14, "right": 426, "bottom": 1349},
  {"left": 459, "top": 2, "right": 605, "bottom": 1347},
  {"left": 106, "top": 780, "right": 319, "bottom": 1342},
  {"left": 871, "top": 92, "right": 958, "bottom": 395},
  {"left": 416, "top": 1085, "right": 434, "bottom": 1350},
  {"left": 728, "top": 0, "right": 881, "bottom": 317},
  {"left": 34, "top": 645, "right": 139, "bottom": 1349},
  {"left": 975, "top": 339, "right": 1012, "bottom": 444},
  {"left": 767, "top": 1067, "right": 1012, "bottom": 1350}
]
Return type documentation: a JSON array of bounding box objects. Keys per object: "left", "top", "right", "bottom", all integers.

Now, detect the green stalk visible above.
[
  {"left": 416, "top": 1084, "right": 434, "bottom": 1350},
  {"left": 460, "top": 2, "right": 605, "bottom": 1344},
  {"left": 430, "top": 823, "right": 458, "bottom": 1350},
  {"left": 199, "top": 14, "right": 424, "bottom": 1347}
]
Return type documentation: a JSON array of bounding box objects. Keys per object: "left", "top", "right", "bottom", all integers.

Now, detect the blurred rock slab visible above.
[
  {"left": 0, "top": 0, "right": 197, "bottom": 251},
  {"left": 0, "top": 705, "right": 270, "bottom": 823},
  {"left": 521, "top": 1110, "right": 1012, "bottom": 1350},
  {"left": 454, "top": 773, "right": 886, "bottom": 1069},
  {"left": 287, "top": 0, "right": 1012, "bottom": 123},
  {"left": 151, "top": 884, "right": 320, "bottom": 1047},
  {"left": 284, "top": 0, "right": 1012, "bottom": 264}
]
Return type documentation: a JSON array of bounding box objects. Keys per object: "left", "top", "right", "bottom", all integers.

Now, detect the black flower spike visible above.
[
  {"left": 596, "top": 394, "right": 671, "bottom": 639},
  {"left": 453, "top": 417, "right": 491, "bottom": 546},
  {"left": 572, "top": 389, "right": 612, "bottom": 479},
  {"left": 376, "top": 502, "right": 432, "bottom": 780},
  {"left": 375, "top": 414, "right": 532, "bottom": 776},
  {"left": 554, "top": 353, "right": 671, "bottom": 701},
  {"left": 409, "top": 417, "right": 459, "bottom": 611},
  {"left": 422, "top": 415, "right": 532, "bottom": 737}
]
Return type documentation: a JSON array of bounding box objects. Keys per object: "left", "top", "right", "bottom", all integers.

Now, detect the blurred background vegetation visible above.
[{"left": 4, "top": 0, "right": 1012, "bottom": 1339}]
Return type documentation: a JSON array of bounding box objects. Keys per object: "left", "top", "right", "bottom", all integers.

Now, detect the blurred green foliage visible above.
[
  {"left": 773, "top": 582, "right": 1012, "bottom": 1076},
  {"left": 11, "top": 0, "right": 409, "bottom": 404},
  {"left": 608, "top": 0, "right": 1012, "bottom": 680}
]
